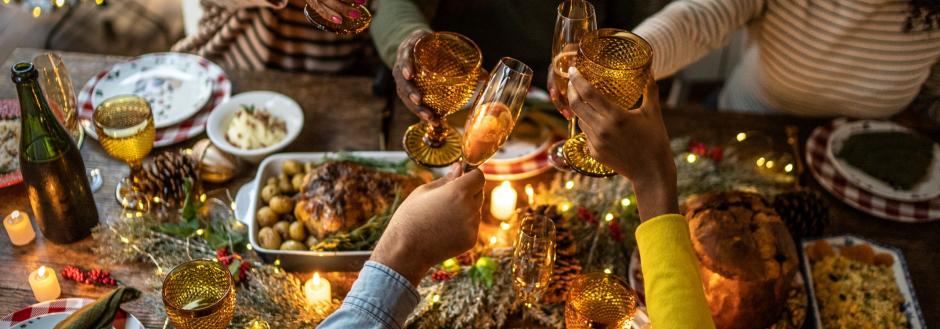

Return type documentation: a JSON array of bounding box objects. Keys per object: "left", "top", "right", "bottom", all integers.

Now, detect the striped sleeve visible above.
[
  {"left": 923, "top": 61, "right": 940, "bottom": 123},
  {"left": 633, "top": 0, "right": 765, "bottom": 79},
  {"left": 370, "top": 0, "right": 435, "bottom": 67},
  {"left": 203, "top": 0, "right": 287, "bottom": 10}
]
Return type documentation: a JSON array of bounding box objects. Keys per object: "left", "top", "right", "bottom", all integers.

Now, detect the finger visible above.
[
  {"left": 567, "top": 79, "right": 603, "bottom": 126},
  {"left": 399, "top": 37, "right": 417, "bottom": 80},
  {"left": 568, "top": 67, "right": 616, "bottom": 116},
  {"left": 447, "top": 163, "right": 462, "bottom": 180},
  {"left": 311, "top": 0, "right": 350, "bottom": 24},
  {"left": 639, "top": 74, "right": 661, "bottom": 117},
  {"left": 451, "top": 168, "right": 485, "bottom": 192}
]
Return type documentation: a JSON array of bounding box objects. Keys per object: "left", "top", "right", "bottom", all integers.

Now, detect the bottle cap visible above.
[{"left": 11, "top": 62, "right": 37, "bottom": 83}]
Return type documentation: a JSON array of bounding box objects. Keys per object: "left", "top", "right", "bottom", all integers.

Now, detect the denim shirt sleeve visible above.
[{"left": 317, "top": 261, "right": 421, "bottom": 329}]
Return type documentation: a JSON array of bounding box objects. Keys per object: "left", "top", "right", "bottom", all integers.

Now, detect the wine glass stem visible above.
[
  {"left": 128, "top": 160, "right": 143, "bottom": 181},
  {"left": 424, "top": 121, "right": 447, "bottom": 148},
  {"left": 568, "top": 116, "right": 578, "bottom": 138},
  {"left": 522, "top": 303, "right": 531, "bottom": 329},
  {"left": 462, "top": 162, "right": 476, "bottom": 174}
]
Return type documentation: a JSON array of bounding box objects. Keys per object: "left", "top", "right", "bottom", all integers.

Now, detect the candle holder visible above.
[
  {"left": 565, "top": 272, "right": 638, "bottom": 329},
  {"left": 4, "top": 210, "right": 36, "bottom": 246},
  {"left": 162, "top": 259, "right": 236, "bottom": 329}
]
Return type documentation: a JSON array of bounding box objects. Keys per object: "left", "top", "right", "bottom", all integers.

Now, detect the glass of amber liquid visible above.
[
  {"left": 403, "top": 32, "right": 482, "bottom": 167},
  {"left": 162, "top": 259, "right": 236, "bottom": 329},
  {"left": 512, "top": 214, "right": 556, "bottom": 327},
  {"left": 565, "top": 272, "right": 638, "bottom": 329},
  {"left": 93, "top": 95, "right": 155, "bottom": 209},
  {"left": 548, "top": 0, "right": 597, "bottom": 172},
  {"left": 303, "top": 0, "right": 372, "bottom": 35},
  {"left": 565, "top": 28, "right": 652, "bottom": 177},
  {"left": 461, "top": 57, "right": 533, "bottom": 171}
]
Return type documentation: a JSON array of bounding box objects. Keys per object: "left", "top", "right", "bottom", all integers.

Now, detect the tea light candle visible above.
[
  {"left": 524, "top": 184, "right": 535, "bottom": 207},
  {"left": 490, "top": 181, "right": 517, "bottom": 220},
  {"left": 29, "top": 265, "right": 61, "bottom": 302},
  {"left": 304, "top": 272, "right": 331, "bottom": 306},
  {"left": 4, "top": 210, "right": 36, "bottom": 246}
]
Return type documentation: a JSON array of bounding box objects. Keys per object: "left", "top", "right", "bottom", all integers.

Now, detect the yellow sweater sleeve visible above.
[{"left": 635, "top": 214, "right": 715, "bottom": 329}]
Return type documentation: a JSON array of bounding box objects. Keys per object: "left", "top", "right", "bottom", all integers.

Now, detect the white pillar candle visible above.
[
  {"left": 29, "top": 266, "right": 61, "bottom": 302},
  {"left": 304, "top": 272, "right": 331, "bottom": 306},
  {"left": 490, "top": 181, "right": 517, "bottom": 220},
  {"left": 4, "top": 210, "right": 36, "bottom": 246}
]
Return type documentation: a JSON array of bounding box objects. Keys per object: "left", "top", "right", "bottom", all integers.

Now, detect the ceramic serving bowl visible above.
[{"left": 206, "top": 91, "right": 303, "bottom": 164}]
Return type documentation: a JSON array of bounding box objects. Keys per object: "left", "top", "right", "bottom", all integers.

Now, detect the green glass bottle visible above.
[{"left": 12, "top": 62, "right": 99, "bottom": 244}]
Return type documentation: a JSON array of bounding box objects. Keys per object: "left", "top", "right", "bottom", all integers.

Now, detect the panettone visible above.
[{"left": 684, "top": 191, "right": 799, "bottom": 329}]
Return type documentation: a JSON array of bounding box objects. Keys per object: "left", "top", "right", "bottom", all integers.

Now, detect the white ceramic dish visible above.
[
  {"left": 800, "top": 235, "right": 925, "bottom": 329},
  {"left": 207, "top": 91, "right": 304, "bottom": 164},
  {"left": 0, "top": 298, "right": 144, "bottom": 329},
  {"left": 246, "top": 152, "right": 446, "bottom": 272},
  {"left": 826, "top": 120, "right": 940, "bottom": 202},
  {"left": 91, "top": 52, "right": 213, "bottom": 128}
]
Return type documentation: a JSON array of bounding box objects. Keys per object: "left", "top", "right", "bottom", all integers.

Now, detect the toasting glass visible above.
[
  {"left": 33, "top": 52, "right": 83, "bottom": 147},
  {"left": 93, "top": 95, "right": 155, "bottom": 209},
  {"left": 547, "top": 0, "right": 597, "bottom": 172},
  {"left": 565, "top": 272, "right": 638, "bottom": 329},
  {"left": 564, "top": 28, "right": 652, "bottom": 177},
  {"left": 403, "top": 32, "right": 482, "bottom": 167},
  {"left": 461, "top": 57, "right": 533, "bottom": 171},
  {"left": 511, "top": 214, "right": 556, "bottom": 327},
  {"left": 304, "top": 0, "right": 372, "bottom": 35},
  {"left": 162, "top": 259, "right": 236, "bottom": 329}
]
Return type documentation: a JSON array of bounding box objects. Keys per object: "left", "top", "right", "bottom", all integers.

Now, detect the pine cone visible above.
[
  {"left": 773, "top": 190, "right": 830, "bottom": 241},
  {"left": 525, "top": 205, "right": 583, "bottom": 304},
  {"left": 135, "top": 151, "right": 199, "bottom": 207}
]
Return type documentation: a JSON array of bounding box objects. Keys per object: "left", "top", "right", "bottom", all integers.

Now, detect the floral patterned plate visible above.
[
  {"left": 0, "top": 298, "right": 143, "bottom": 329},
  {"left": 0, "top": 99, "right": 22, "bottom": 189},
  {"left": 91, "top": 52, "right": 214, "bottom": 128}
]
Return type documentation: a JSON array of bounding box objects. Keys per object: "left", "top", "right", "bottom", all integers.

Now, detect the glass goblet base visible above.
[
  {"left": 562, "top": 133, "right": 616, "bottom": 177},
  {"left": 547, "top": 140, "right": 572, "bottom": 172},
  {"left": 403, "top": 123, "right": 462, "bottom": 167}
]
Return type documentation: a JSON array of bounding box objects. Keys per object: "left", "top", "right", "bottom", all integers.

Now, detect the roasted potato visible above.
[
  {"left": 261, "top": 185, "right": 279, "bottom": 203},
  {"left": 283, "top": 160, "right": 303, "bottom": 176},
  {"left": 273, "top": 220, "right": 291, "bottom": 239},
  {"left": 305, "top": 235, "right": 319, "bottom": 247},
  {"left": 288, "top": 221, "right": 307, "bottom": 241},
  {"left": 257, "top": 227, "right": 282, "bottom": 249},
  {"left": 280, "top": 240, "right": 306, "bottom": 251},
  {"left": 291, "top": 174, "right": 305, "bottom": 192},
  {"left": 269, "top": 196, "right": 294, "bottom": 214},
  {"left": 256, "top": 206, "right": 278, "bottom": 227}
]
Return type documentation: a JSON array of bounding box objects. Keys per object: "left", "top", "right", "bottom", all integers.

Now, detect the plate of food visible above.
[
  {"left": 246, "top": 152, "right": 444, "bottom": 271},
  {"left": 90, "top": 52, "right": 214, "bottom": 128},
  {"left": 207, "top": 91, "right": 303, "bottom": 164},
  {"left": 826, "top": 120, "right": 940, "bottom": 202},
  {"left": 0, "top": 99, "right": 22, "bottom": 189},
  {"left": 802, "top": 235, "right": 925, "bottom": 329},
  {"left": 0, "top": 298, "right": 144, "bottom": 329}
]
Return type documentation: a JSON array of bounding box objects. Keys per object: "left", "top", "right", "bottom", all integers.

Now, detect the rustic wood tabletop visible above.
[{"left": 0, "top": 48, "right": 936, "bottom": 328}]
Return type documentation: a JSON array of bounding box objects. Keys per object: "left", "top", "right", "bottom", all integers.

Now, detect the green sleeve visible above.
[
  {"left": 370, "top": 0, "right": 435, "bottom": 67},
  {"left": 635, "top": 214, "right": 716, "bottom": 329}
]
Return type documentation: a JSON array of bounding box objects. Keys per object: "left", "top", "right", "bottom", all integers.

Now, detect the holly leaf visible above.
[
  {"left": 181, "top": 179, "right": 199, "bottom": 221},
  {"left": 228, "top": 259, "right": 243, "bottom": 282},
  {"left": 468, "top": 265, "right": 495, "bottom": 288},
  {"left": 154, "top": 217, "right": 199, "bottom": 237}
]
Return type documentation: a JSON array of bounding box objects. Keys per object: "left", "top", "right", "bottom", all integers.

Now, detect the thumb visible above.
[
  {"left": 639, "top": 74, "right": 660, "bottom": 116},
  {"left": 451, "top": 168, "right": 485, "bottom": 193},
  {"left": 425, "top": 163, "right": 461, "bottom": 189}
]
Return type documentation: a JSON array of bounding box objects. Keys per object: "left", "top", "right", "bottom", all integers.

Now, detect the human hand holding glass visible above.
[
  {"left": 304, "top": 0, "right": 371, "bottom": 34},
  {"left": 403, "top": 32, "right": 483, "bottom": 167},
  {"left": 547, "top": 0, "right": 596, "bottom": 172},
  {"left": 461, "top": 57, "right": 533, "bottom": 172}
]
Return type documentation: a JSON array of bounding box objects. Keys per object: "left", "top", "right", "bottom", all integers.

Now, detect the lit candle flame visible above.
[
  {"left": 525, "top": 184, "right": 535, "bottom": 206},
  {"left": 312, "top": 272, "right": 321, "bottom": 285},
  {"left": 37, "top": 266, "right": 48, "bottom": 279}
]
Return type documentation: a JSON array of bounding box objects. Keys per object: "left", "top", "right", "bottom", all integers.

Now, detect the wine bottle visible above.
[{"left": 12, "top": 62, "right": 99, "bottom": 244}]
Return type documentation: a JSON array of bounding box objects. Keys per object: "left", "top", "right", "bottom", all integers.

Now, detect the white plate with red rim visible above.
[
  {"left": 826, "top": 120, "right": 940, "bottom": 202},
  {"left": 90, "top": 52, "right": 214, "bottom": 129},
  {"left": 0, "top": 298, "right": 144, "bottom": 329}
]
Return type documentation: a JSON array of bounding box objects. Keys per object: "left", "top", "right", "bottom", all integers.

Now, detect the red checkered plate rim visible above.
[
  {"left": 0, "top": 298, "right": 143, "bottom": 329},
  {"left": 77, "top": 52, "right": 231, "bottom": 147},
  {"left": 0, "top": 99, "right": 22, "bottom": 189},
  {"left": 806, "top": 119, "right": 940, "bottom": 222}
]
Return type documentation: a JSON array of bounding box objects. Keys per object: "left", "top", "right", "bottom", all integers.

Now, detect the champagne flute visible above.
[
  {"left": 547, "top": 0, "right": 597, "bottom": 172},
  {"left": 565, "top": 28, "right": 652, "bottom": 177},
  {"left": 93, "top": 95, "right": 156, "bottom": 209},
  {"left": 461, "top": 57, "right": 533, "bottom": 172},
  {"left": 304, "top": 0, "right": 372, "bottom": 35},
  {"left": 512, "top": 214, "right": 556, "bottom": 327},
  {"left": 565, "top": 272, "right": 638, "bottom": 329},
  {"left": 34, "top": 52, "right": 83, "bottom": 147},
  {"left": 403, "top": 32, "right": 482, "bottom": 167}
]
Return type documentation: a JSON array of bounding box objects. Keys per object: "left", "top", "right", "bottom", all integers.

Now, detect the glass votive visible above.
[
  {"left": 565, "top": 272, "right": 638, "bottom": 329},
  {"left": 162, "top": 259, "right": 236, "bottom": 329}
]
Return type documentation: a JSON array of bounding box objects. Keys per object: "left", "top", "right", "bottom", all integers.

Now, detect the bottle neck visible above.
[{"left": 16, "top": 76, "right": 71, "bottom": 162}]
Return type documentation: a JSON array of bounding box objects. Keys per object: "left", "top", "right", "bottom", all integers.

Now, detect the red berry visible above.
[{"left": 431, "top": 270, "right": 453, "bottom": 281}]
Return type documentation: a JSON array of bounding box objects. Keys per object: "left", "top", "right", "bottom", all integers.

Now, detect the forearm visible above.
[
  {"left": 632, "top": 0, "right": 764, "bottom": 79},
  {"left": 370, "top": 0, "right": 433, "bottom": 67},
  {"left": 318, "top": 261, "right": 420, "bottom": 329},
  {"left": 635, "top": 215, "right": 715, "bottom": 329}
]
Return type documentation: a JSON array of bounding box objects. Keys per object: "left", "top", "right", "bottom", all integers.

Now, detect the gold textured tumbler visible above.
[{"left": 162, "top": 259, "right": 236, "bottom": 329}]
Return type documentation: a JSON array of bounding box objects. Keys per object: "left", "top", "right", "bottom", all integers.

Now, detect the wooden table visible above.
[{"left": 1, "top": 48, "right": 938, "bottom": 328}]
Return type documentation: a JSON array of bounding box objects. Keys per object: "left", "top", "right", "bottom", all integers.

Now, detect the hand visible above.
[
  {"left": 305, "top": 0, "right": 366, "bottom": 25},
  {"left": 371, "top": 165, "right": 485, "bottom": 285},
  {"left": 547, "top": 63, "right": 573, "bottom": 120},
  {"left": 393, "top": 29, "right": 436, "bottom": 124},
  {"left": 567, "top": 67, "right": 678, "bottom": 221}
]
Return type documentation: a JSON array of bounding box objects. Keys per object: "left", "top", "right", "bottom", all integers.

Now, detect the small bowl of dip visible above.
[{"left": 207, "top": 91, "right": 303, "bottom": 163}]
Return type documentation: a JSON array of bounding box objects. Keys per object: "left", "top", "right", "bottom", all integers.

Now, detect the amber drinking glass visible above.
[
  {"left": 512, "top": 214, "right": 556, "bottom": 327},
  {"left": 564, "top": 28, "right": 652, "bottom": 177},
  {"left": 461, "top": 57, "right": 533, "bottom": 170},
  {"left": 547, "top": 0, "right": 597, "bottom": 172},
  {"left": 93, "top": 95, "right": 155, "bottom": 209},
  {"left": 403, "top": 32, "right": 482, "bottom": 167},
  {"left": 162, "top": 259, "right": 236, "bottom": 329},
  {"left": 303, "top": 0, "right": 372, "bottom": 35},
  {"left": 565, "top": 272, "right": 638, "bottom": 329},
  {"left": 34, "top": 52, "right": 83, "bottom": 146}
]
